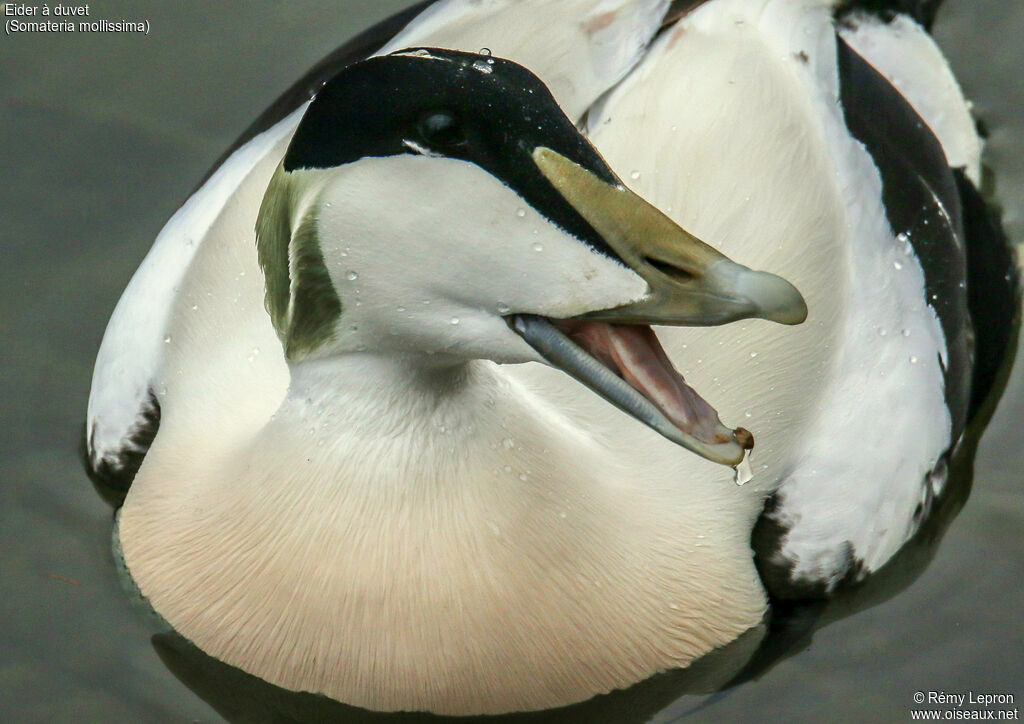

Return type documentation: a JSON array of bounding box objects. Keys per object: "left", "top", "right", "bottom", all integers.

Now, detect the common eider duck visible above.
[{"left": 84, "top": 0, "right": 1018, "bottom": 716}]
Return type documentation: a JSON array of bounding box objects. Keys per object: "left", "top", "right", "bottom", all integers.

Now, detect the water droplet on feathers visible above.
[{"left": 733, "top": 455, "right": 754, "bottom": 486}]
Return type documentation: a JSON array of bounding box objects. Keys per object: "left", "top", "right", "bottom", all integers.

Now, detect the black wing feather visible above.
[{"left": 837, "top": 35, "right": 973, "bottom": 438}]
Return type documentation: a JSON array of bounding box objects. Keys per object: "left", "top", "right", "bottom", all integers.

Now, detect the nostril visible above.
[{"left": 645, "top": 257, "right": 696, "bottom": 283}]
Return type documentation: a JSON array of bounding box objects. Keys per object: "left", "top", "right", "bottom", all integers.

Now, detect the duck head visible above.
[{"left": 255, "top": 47, "right": 806, "bottom": 465}]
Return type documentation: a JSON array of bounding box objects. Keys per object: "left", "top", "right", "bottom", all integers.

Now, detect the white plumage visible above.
[{"left": 86, "top": 0, "right": 990, "bottom": 715}]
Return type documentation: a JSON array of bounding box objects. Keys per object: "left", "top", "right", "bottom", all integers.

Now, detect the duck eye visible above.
[{"left": 416, "top": 111, "right": 467, "bottom": 149}]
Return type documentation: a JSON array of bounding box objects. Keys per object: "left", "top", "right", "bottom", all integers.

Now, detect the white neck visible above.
[{"left": 119, "top": 351, "right": 767, "bottom": 715}]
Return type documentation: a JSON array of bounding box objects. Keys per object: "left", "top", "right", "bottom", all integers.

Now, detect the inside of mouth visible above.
[{"left": 551, "top": 318, "right": 752, "bottom": 451}]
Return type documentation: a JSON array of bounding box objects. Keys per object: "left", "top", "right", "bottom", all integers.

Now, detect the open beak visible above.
[
  {"left": 532, "top": 147, "right": 807, "bottom": 327},
  {"left": 508, "top": 147, "right": 808, "bottom": 466}
]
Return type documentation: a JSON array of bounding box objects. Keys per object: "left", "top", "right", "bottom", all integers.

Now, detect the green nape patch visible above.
[
  {"left": 255, "top": 165, "right": 293, "bottom": 336},
  {"left": 255, "top": 164, "right": 342, "bottom": 359},
  {"left": 288, "top": 212, "right": 342, "bottom": 357}
]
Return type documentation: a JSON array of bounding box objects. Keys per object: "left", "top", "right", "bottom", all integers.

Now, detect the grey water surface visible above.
[{"left": 1, "top": 1, "right": 1021, "bottom": 722}]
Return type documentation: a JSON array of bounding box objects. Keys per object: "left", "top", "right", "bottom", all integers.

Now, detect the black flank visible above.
[
  {"left": 81, "top": 391, "right": 161, "bottom": 508},
  {"left": 835, "top": 0, "right": 944, "bottom": 29},
  {"left": 956, "top": 170, "right": 1021, "bottom": 418}
]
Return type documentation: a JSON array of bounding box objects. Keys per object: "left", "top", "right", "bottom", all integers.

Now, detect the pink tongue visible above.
[{"left": 557, "top": 321, "right": 750, "bottom": 448}]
